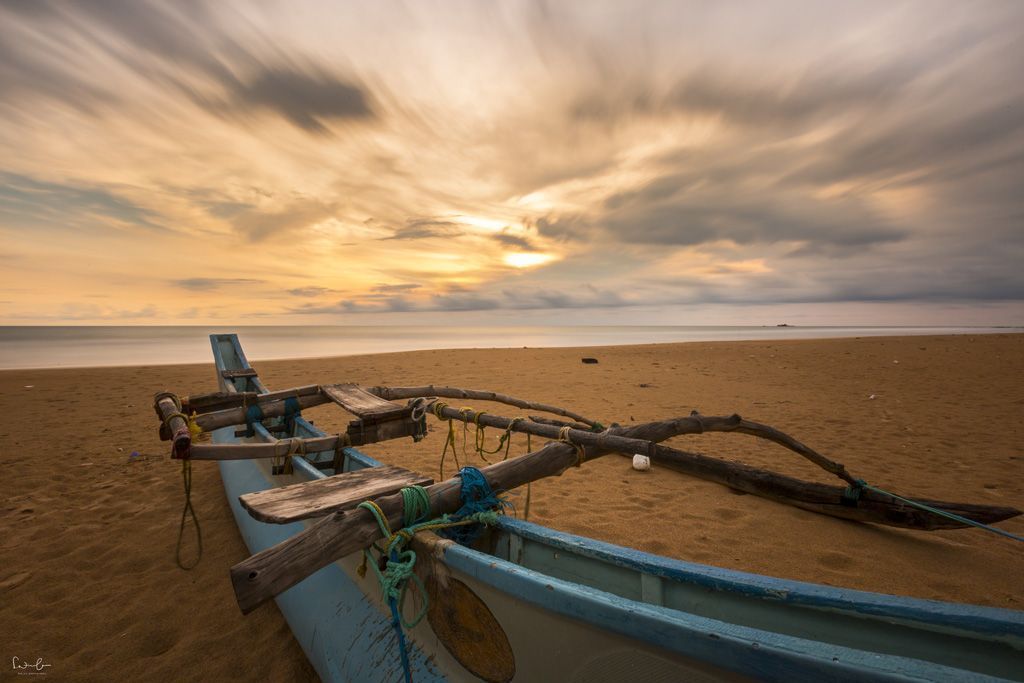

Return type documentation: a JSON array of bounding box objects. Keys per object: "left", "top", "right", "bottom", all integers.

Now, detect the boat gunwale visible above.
[
  {"left": 491, "top": 517, "right": 1024, "bottom": 637},
  {"left": 208, "top": 332, "right": 1024, "bottom": 683}
]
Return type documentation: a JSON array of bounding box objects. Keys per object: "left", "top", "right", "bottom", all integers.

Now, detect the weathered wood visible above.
[
  {"left": 154, "top": 392, "right": 191, "bottom": 457},
  {"left": 231, "top": 440, "right": 583, "bottom": 613},
  {"left": 187, "top": 436, "right": 341, "bottom": 460},
  {"left": 528, "top": 415, "right": 593, "bottom": 431},
  {"left": 183, "top": 384, "right": 320, "bottom": 416},
  {"left": 239, "top": 465, "right": 433, "bottom": 524},
  {"left": 182, "top": 391, "right": 260, "bottom": 415},
  {"left": 367, "top": 385, "right": 601, "bottom": 428},
  {"left": 347, "top": 417, "right": 422, "bottom": 446},
  {"left": 222, "top": 368, "right": 258, "bottom": 379},
  {"left": 229, "top": 414, "right": 721, "bottom": 612},
  {"left": 189, "top": 392, "right": 326, "bottom": 433},
  {"left": 322, "top": 384, "right": 409, "bottom": 423},
  {"left": 637, "top": 447, "right": 1022, "bottom": 530},
  {"left": 229, "top": 405, "right": 1024, "bottom": 612}
]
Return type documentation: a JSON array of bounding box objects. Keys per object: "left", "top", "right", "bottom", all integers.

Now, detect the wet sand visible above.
[{"left": 2, "top": 333, "right": 1022, "bottom": 681}]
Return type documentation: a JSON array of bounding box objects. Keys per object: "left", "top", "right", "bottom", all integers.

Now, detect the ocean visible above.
[{"left": 0, "top": 325, "right": 1015, "bottom": 370}]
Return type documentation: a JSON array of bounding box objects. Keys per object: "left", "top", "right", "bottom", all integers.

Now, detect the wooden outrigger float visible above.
[{"left": 155, "top": 334, "right": 1024, "bottom": 682}]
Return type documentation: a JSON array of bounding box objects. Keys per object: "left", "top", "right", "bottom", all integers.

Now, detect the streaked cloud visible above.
[
  {"left": 0, "top": 0, "right": 1022, "bottom": 324},
  {"left": 172, "top": 278, "right": 265, "bottom": 291}
]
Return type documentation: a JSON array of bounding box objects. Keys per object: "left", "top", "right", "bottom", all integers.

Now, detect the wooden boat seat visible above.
[
  {"left": 239, "top": 465, "right": 433, "bottom": 524},
  {"left": 321, "top": 383, "right": 410, "bottom": 424}
]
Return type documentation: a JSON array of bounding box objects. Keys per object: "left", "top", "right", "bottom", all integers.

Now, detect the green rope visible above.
[
  {"left": 852, "top": 480, "right": 1024, "bottom": 543},
  {"left": 401, "top": 485, "right": 431, "bottom": 527},
  {"left": 357, "top": 485, "right": 503, "bottom": 629},
  {"left": 175, "top": 459, "right": 203, "bottom": 569}
]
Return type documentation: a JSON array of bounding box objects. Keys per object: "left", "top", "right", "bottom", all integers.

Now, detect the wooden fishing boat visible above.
[{"left": 157, "top": 333, "right": 1024, "bottom": 682}]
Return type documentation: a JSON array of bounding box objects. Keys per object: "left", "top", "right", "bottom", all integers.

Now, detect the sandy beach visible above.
[{"left": 2, "top": 333, "right": 1022, "bottom": 682}]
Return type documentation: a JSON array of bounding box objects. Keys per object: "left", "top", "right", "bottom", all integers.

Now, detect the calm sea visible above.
[{"left": 0, "top": 325, "right": 1014, "bottom": 370}]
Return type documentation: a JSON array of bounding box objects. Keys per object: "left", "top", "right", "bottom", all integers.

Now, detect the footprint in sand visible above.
[
  {"left": 135, "top": 626, "right": 183, "bottom": 658},
  {"left": 0, "top": 571, "right": 32, "bottom": 591},
  {"left": 714, "top": 508, "right": 746, "bottom": 523},
  {"left": 817, "top": 551, "right": 855, "bottom": 571}
]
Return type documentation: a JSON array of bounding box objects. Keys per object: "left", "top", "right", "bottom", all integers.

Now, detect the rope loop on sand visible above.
[{"left": 175, "top": 459, "right": 203, "bottom": 570}]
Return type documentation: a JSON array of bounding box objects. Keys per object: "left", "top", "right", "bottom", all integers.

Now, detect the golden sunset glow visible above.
[
  {"left": 504, "top": 252, "right": 555, "bottom": 269},
  {"left": 0, "top": 1, "right": 1021, "bottom": 325}
]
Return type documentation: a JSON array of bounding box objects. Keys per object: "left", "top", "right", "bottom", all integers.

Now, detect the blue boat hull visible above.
[{"left": 209, "top": 333, "right": 1024, "bottom": 682}]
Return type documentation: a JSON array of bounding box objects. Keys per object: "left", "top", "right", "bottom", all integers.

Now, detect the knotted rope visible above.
[
  {"left": 558, "top": 425, "right": 586, "bottom": 467},
  {"left": 358, "top": 467, "right": 507, "bottom": 683}
]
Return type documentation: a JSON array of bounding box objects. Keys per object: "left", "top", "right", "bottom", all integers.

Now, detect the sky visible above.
[{"left": 1, "top": 0, "right": 1022, "bottom": 326}]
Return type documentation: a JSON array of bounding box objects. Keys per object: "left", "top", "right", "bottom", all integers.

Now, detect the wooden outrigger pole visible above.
[{"left": 154, "top": 382, "right": 1022, "bottom": 614}]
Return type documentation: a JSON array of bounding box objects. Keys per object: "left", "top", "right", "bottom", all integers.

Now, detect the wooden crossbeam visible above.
[
  {"left": 322, "top": 383, "right": 409, "bottom": 424},
  {"left": 221, "top": 368, "right": 259, "bottom": 379},
  {"left": 239, "top": 465, "right": 433, "bottom": 524}
]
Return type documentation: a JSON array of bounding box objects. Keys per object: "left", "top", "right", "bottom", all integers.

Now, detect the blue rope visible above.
[
  {"left": 243, "top": 404, "right": 263, "bottom": 437},
  {"left": 283, "top": 396, "right": 301, "bottom": 434},
  {"left": 387, "top": 553, "right": 414, "bottom": 683},
  {"left": 850, "top": 480, "right": 1024, "bottom": 543},
  {"left": 440, "top": 466, "right": 509, "bottom": 545},
  {"left": 359, "top": 472, "right": 508, "bottom": 683}
]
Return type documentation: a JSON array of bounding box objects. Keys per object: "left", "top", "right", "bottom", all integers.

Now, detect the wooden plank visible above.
[
  {"left": 322, "top": 383, "right": 409, "bottom": 423},
  {"left": 183, "top": 384, "right": 321, "bottom": 416},
  {"left": 239, "top": 465, "right": 433, "bottom": 524},
  {"left": 222, "top": 368, "right": 259, "bottom": 379},
  {"left": 347, "top": 417, "right": 421, "bottom": 446}
]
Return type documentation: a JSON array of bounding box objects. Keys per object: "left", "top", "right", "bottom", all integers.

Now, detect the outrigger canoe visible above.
[{"left": 170, "top": 334, "right": 1023, "bottom": 682}]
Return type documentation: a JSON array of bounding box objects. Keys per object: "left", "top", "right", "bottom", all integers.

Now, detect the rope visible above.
[
  {"left": 244, "top": 403, "right": 263, "bottom": 437},
  {"left": 408, "top": 398, "right": 429, "bottom": 442},
  {"left": 357, "top": 474, "right": 505, "bottom": 683},
  {"left": 849, "top": 480, "right": 1024, "bottom": 543},
  {"left": 175, "top": 459, "right": 203, "bottom": 569},
  {"left": 523, "top": 431, "right": 532, "bottom": 520},
  {"left": 433, "top": 402, "right": 461, "bottom": 480},
  {"left": 472, "top": 411, "right": 493, "bottom": 463},
  {"left": 159, "top": 392, "right": 202, "bottom": 569},
  {"left": 558, "top": 425, "right": 585, "bottom": 467},
  {"left": 459, "top": 407, "right": 473, "bottom": 460}
]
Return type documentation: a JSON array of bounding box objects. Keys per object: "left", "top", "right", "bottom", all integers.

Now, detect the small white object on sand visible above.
[{"left": 632, "top": 454, "right": 651, "bottom": 471}]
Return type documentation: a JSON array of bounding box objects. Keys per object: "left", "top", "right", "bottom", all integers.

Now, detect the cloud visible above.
[
  {"left": 491, "top": 231, "right": 541, "bottom": 251},
  {"left": 173, "top": 278, "right": 263, "bottom": 291},
  {"left": 379, "top": 219, "right": 464, "bottom": 241},
  {"left": 371, "top": 283, "right": 421, "bottom": 293},
  {"left": 228, "top": 198, "right": 337, "bottom": 242},
  {"left": 1, "top": 1, "right": 1023, "bottom": 322},
  {"left": 0, "top": 172, "right": 163, "bottom": 232},
  {"left": 0, "top": 0, "right": 375, "bottom": 134},
  {"left": 221, "top": 66, "right": 373, "bottom": 134},
  {"left": 287, "top": 284, "right": 636, "bottom": 316},
  {"left": 287, "top": 286, "right": 337, "bottom": 297}
]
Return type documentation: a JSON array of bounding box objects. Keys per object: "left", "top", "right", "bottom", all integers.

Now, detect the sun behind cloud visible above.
[{"left": 504, "top": 252, "right": 555, "bottom": 269}]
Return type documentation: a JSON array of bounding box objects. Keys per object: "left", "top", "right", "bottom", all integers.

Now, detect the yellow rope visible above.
[
  {"left": 432, "top": 402, "right": 461, "bottom": 480},
  {"left": 558, "top": 425, "right": 585, "bottom": 467}
]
